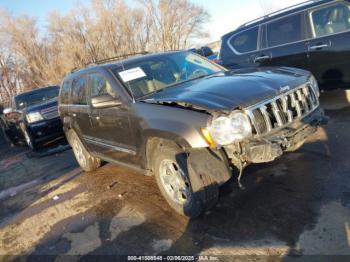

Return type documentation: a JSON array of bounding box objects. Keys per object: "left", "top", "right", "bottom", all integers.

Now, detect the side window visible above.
[
  {"left": 267, "top": 14, "right": 304, "bottom": 47},
  {"left": 310, "top": 3, "right": 350, "bottom": 37},
  {"left": 60, "top": 81, "right": 70, "bottom": 104},
  {"left": 71, "top": 76, "right": 87, "bottom": 105},
  {"left": 90, "top": 74, "right": 117, "bottom": 98},
  {"left": 229, "top": 27, "right": 258, "bottom": 53}
]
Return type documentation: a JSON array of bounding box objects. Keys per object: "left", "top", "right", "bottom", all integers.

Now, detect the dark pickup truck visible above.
[{"left": 3, "top": 86, "right": 64, "bottom": 150}]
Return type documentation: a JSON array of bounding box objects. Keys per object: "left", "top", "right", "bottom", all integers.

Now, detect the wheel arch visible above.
[
  {"left": 64, "top": 126, "right": 91, "bottom": 152},
  {"left": 142, "top": 130, "right": 192, "bottom": 174}
]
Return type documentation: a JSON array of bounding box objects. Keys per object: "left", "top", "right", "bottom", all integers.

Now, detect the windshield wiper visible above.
[
  {"left": 137, "top": 71, "right": 224, "bottom": 100},
  {"left": 137, "top": 87, "right": 170, "bottom": 100},
  {"left": 163, "top": 74, "right": 209, "bottom": 89}
]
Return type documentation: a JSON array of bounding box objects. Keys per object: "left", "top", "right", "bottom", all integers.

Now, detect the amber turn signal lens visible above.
[{"left": 201, "top": 128, "right": 216, "bottom": 148}]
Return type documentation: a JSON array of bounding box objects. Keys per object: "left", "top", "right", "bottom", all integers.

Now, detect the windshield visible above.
[
  {"left": 112, "top": 52, "right": 225, "bottom": 99},
  {"left": 15, "top": 87, "right": 59, "bottom": 110}
]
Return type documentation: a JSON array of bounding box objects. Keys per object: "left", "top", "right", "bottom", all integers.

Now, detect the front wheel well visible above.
[{"left": 145, "top": 137, "right": 185, "bottom": 175}]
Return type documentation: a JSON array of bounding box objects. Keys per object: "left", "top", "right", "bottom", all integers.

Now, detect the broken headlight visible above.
[
  {"left": 309, "top": 75, "right": 320, "bottom": 97},
  {"left": 207, "top": 111, "right": 252, "bottom": 146}
]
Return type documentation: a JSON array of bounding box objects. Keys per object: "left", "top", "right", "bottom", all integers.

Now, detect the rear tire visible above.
[
  {"left": 68, "top": 130, "right": 101, "bottom": 172},
  {"left": 153, "top": 142, "right": 218, "bottom": 218}
]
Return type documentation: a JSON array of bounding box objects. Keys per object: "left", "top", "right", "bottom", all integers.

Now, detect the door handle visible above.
[
  {"left": 309, "top": 44, "right": 328, "bottom": 50},
  {"left": 89, "top": 115, "right": 100, "bottom": 120},
  {"left": 254, "top": 55, "right": 270, "bottom": 63}
]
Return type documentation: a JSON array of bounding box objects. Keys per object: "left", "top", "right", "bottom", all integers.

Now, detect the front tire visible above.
[
  {"left": 22, "top": 127, "right": 38, "bottom": 151},
  {"left": 286, "top": 139, "right": 305, "bottom": 152},
  {"left": 154, "top": 143, "right": 219, "bottom": 218},
  {"left": 68, "top": 131, "right": 101, "bottom": 172}
]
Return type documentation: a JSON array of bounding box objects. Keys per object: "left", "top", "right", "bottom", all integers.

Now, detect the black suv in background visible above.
[
  {"left": 59, "top": 51, "right": 326, "bottom": 217},
  {"left": 219, "top": 0, "right": 350, "bottom": 90},
  {"left": 4, "top": 86, "right": 64, "bottom": 150}
]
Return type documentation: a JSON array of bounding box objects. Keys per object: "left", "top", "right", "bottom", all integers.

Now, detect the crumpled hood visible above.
[{"left": 142, "top": 67, "right": 310, "bottom": 112}]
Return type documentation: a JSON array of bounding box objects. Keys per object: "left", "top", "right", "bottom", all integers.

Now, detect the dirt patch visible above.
[{"left": 1, "top": 106, "right": 350, "bottom": 258}]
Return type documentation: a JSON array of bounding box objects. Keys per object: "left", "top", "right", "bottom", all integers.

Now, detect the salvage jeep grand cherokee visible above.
[{"left": 59, "top": 51, "right": 326, "bottom": 218}]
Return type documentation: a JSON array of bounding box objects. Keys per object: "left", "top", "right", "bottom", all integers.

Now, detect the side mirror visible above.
[
  {"left": 91, "top": 94, "right": 122, "bottom": 109},
  {"left": 198, "top": 46, "right": 214, "bottom": 57},
  {"left": 3, "top": 108, "right": 13, "bottom": 115}
]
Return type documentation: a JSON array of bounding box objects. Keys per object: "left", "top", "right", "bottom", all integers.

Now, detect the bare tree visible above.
[
  {"left": 139, "top": 0, "right": 210, "bottom": 51},
  {"left": 0, "top": 11, "right": 26, "bottom": 103},
  {"left": 0, "top": 0, "right": 210, "bottom": 98}
]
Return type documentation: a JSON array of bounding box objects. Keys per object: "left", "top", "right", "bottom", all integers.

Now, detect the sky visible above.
[{"left": 0, "top": 0, "right": 305, "bottom": 42}]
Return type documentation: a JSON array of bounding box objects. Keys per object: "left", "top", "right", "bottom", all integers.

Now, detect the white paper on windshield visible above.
[{"left": 118, "top": 67, "right": 146, "bottom": 82}]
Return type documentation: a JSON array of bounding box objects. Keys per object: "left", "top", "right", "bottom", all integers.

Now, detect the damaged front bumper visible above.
[
  {"left": 187, "top": 107, "right": 327, "bottom": 186},
  {"left": 224, "top": 107, "right": 327, "bottom": 165}
]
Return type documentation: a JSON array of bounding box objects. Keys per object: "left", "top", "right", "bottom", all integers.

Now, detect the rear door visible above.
[
  {"left": 254, "top": 12, "right": 310, "bottom": 69},
  {"left": 70, "top": 75, "right": 94, "bottom": 147},
  {"left": 87, "top": 71, "right": 138, "bottom": 165},
  {"left": 307, "top": 1, "right": 350, "bottom": 89}
]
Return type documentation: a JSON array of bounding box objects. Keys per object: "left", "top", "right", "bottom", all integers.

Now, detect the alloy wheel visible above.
[
  {"left": 72, "top": 139, "right": 86, "bottom": 167},
  {"left": 159, "top": 159, "right": 191, "bottom": 205},
  {"left": 23, "top": 129, "right": 33, "bottom": 149}
]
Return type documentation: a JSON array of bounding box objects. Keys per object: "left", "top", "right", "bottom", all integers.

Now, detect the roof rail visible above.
[
  {"left": 237, "top": 0, "right": 323, "bottom": 29},
  {"left": 86, "top": 52, "right": 149, "bottom": 67},
  {"left": 69, "top": 52, "right": 149, "bottom": 74},
  {"left": 70, "top": 67, "right": 82, "bottom": 74}
]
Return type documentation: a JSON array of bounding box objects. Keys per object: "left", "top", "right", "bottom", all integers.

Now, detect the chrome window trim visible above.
[{"left": 227, "top": 26, "right": 259, "bottom": 55}]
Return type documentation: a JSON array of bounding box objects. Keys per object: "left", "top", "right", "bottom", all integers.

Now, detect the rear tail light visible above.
[
  {"left": 212, "top": 58, "right": 222, "bottom": 65},
  {"left": 212, "top": 58, "right": 219, "bottom": 63}
]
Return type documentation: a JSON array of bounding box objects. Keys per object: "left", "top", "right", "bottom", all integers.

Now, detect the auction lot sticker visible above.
[{"left": 119, "top": 67, "right": 146, "bottom": 82}]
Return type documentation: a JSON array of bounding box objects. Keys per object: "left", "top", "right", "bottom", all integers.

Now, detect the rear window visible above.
[
  {"left": 310, "top": 3, "right": 350, "bottom": 37},
  {"left": 71, "top": 76, "right": 87, "bottom": 105},
  {"left": 229, "top": 27, "right": 258, "bottom": 53},
  {"left": 266, "top": 14, "right": 304, "bottom": 47},
  {"left": 60, "top": 81, "right": 70, "bottom": 104}
]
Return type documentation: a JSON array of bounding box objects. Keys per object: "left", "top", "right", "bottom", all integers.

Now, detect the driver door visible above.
[{"left": 87, "top": 72, "right": 138, "bottom": 165}]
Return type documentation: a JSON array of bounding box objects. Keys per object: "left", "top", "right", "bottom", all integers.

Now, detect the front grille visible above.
[
  {"left": 246, "top": 83, "right": 319, "bottom": 135},
  {"left": 41, "top": 106, "right": 59, "bottom": 120}
]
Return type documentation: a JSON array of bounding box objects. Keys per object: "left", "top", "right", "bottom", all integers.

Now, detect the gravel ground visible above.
[{"left": 0, "top": 91, "right": 349, "bottom": 261}]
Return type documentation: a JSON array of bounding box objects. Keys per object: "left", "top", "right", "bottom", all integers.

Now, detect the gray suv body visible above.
[{"left": 59, "top": 51, "right": 326, "bottom": 217}]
